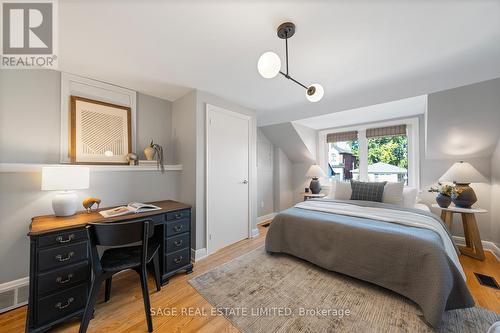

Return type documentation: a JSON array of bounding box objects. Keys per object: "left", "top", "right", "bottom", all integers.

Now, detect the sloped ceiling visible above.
[{"left": 57, "top": 1, "right": 500, "bottom": 125}]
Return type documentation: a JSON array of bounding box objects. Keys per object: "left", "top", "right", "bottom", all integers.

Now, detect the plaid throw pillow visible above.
[{"left": 350, "top": 180, "right": 387, "bottom": 202}]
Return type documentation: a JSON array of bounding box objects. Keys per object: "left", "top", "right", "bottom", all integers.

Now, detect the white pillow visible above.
[
  {"left": 382, "top": 182, "right": 404, "bottom": 205},
  {"left": 402, "top": 187, "right": 418, "bottom": 208},
  {"left": 329, "top": 181, "right": 352, "bottom": 200}
]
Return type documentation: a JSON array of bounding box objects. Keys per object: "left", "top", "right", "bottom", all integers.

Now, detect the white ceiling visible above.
[
  {"left": 58, "top": 1, "right": 500, "bottom": 124},
  {"left": 294, "top": 95, "right": 426, "bottom": 130}
]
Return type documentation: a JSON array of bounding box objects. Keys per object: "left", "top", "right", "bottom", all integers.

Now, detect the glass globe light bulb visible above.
[
  {"left": 306, "top": 83, "right": 324, "bottom": 102},
  {"left": 257, "top": 52, "right": 281, "bottom": 79}
]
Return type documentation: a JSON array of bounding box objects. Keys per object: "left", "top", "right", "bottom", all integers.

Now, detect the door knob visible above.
[{"left": 242, "top": 180, "right": 248, "bottom": 184}]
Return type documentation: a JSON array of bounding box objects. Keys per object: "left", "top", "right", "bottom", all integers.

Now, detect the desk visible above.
[
  {"left": 432, "top": 204, "right": 486, "bottom": 261},
  {"left": 26, "top": 200, "right": 192, "bottom": 333}
]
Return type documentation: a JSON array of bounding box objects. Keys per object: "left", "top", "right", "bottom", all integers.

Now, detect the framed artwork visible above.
[{"left": 70, "top": 96, "right": 132, "bottom": 164}]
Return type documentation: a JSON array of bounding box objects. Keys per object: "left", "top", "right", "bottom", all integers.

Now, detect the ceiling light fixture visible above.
[{"left": 258, "top": 22, "right": 324, "bottom": 103}]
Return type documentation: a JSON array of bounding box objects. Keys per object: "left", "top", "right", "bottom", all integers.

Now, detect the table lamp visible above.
[
  {"left": 439, "top": 161, "right": 485, "bottom": 208},
  {"left": 306, "top": 164, "right": 326, "bottom": 194},
  {"left": 41, "top": 166, "right": 90, "bottom": 216}
]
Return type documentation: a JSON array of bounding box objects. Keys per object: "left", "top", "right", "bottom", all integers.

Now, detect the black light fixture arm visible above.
[{"left": 277, "top": 23, "right": 309, "bottom": 91}]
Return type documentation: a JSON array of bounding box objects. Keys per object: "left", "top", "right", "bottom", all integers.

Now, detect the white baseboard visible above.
[
  {"left": 0, "top": 276, "right": 29, "bottom": 313},
  {"left": 251, "top": 228, "right": 260, "bottom": 238},
  {"left": 191, "top": 247, "right": 208, "bottom": 262},
  {"left": 452, "top": 236, "right": 500, "bottom": 261},
  {"left": 257, "top": 212, "right": 277, "bottom": 224}
]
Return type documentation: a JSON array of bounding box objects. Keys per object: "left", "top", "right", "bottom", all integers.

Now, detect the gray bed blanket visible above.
[{"left": 265, "top": 199, "right": 475, "bottom": 328}]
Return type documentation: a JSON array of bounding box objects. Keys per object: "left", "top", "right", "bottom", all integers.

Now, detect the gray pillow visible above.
[{"left": 350, "top": 180, "right": 387, "bottom": 202}]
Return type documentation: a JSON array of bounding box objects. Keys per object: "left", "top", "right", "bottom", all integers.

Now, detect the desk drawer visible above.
[
  {"left": 38, "top": 229, "right": 87, "bottom": 248},
  {"left": 36, "top": 284, "right": 87, "bottom": 326},
  {"left": 38, "top": 241, "right": 88, "bottom": 272},
  {"left": 37, "top": 261, "right": 89, "bottom": 296},
  {"left": 165, "top": 233, "right": 189, "bottom": 253},
  {"left": 165, "top": 219, "right": 189, "bottom": 237},
  {"left": 166, "top": 209, "right": 190, "bottom": 222},
  {"left": 165, "top": 248, "right": 190, "bottom": 273},
  {"left": 131, "top": 214, "right": 165, "bottom": 225}
]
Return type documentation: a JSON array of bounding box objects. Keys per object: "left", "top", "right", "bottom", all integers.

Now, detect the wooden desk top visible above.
[{"left": 29, "top": 200, "right": 191, "bottom": 236}]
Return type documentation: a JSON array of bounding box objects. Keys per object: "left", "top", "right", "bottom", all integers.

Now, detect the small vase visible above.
[
  {"left": 144, "top": 146, "right": 155, "bottom": 161},
  {"left": 436, "top": 193, "right": 451, "bottom": 208}
]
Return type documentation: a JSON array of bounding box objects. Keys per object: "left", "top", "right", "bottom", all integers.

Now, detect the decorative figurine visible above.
[
  {"left": 82, "top": 197, "right": 101, "bottom": 213},
  {"left": 126, "top": 152, "right": 139, "bottom": 165}
]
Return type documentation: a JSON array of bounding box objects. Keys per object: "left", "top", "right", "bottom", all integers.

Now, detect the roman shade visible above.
[
  {"left": 366, "top": 125, "right": 406, "bottom": 138},
  {"left": 326, "top": 131, "right": 358, "bottom": 143}
]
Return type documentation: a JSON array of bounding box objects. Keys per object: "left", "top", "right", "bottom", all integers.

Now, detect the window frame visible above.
[{"left": 318, "top": 117, "right": 420, "bottom": 189}]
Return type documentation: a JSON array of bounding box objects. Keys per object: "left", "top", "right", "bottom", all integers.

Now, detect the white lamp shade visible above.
[
  {"left": 306, "top": 164, "right": 326, "bottom": 178},
  {"left": 306, "top": 83, "right": 324, "bottom": 102},
  {"left": 41, "top": 166, "right": 90, "bottom": 191},
  {"left": 257, "top": 51, "right": 281, "bottom": 79},
  {"left": 439, "top": 161, "right": 486, "bottom": 184}
]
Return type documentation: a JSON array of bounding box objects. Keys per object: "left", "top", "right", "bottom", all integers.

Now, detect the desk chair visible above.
[{"left": 79, "top": 220, "right": 159, "bottom": 333}]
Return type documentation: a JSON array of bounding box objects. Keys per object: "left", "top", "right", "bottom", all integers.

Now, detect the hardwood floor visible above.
[{"left": 1, "top": 223, "right": 499, "bottom": 333}]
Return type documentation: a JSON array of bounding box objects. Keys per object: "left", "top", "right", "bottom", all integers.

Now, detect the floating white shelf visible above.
[{"left": 0, "top": 163, "right": 182, "bottom": 173}]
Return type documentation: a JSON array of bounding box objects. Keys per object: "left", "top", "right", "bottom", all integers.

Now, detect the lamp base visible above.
[
  {"left": 309, "top": 177, "right": 321, "bottom": 194},
  {"left": 52, "top": 191, "right": 78, "bottom": 216},
  {"left": 452, "top": 183, "right": 477, "bottom": 209}
]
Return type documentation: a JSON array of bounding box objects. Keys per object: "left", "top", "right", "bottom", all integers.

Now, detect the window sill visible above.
[{"left": 0, "top": 163, "right": 182, "bottom": 173}]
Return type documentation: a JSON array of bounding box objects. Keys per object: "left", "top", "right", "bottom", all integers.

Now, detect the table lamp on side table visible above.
[
  {"left": 41, "top": 166, "right": 90, "bottom": 216},
  {"left": 439, "top": 161, "right": 486, "bottom": 208},
  {"left": 306, "top": 164, "right": 326, "bottom": 194}
]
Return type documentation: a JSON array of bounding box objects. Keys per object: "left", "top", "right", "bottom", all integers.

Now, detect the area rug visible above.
[{"left": 189, "top": 247, "right": 500, "bottom": 333}]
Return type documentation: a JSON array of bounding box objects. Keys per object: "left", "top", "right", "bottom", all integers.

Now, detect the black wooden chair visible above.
[{"left": 79, "top": 219, "right": 160, "bottom": 333}]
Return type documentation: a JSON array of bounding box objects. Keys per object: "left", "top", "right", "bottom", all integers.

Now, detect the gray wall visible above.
[
  {"left": 172, "top": 90, "right": 258, "bottom": 251},
  {"left": 257, "top": 129, "right": 274, "bottom": 217},
  {"left": 490, "top": 139, "right": 500, "bottom": 247},
  {"left": 0, "top": 70, "right": 178, "bottom": 284},
  {"left": 273, "top": 147, "right": 294, "bottom": 211},
  {"left": 171, "top": 91, "right": 198, "bottom": 247},
  {"left": 137, "top": 93, "right": 173, "bottom": 162}
]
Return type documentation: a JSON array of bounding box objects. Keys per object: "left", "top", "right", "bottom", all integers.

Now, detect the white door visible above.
[{"left": 207, "top": 104, "right": 250, "bottom": 254}]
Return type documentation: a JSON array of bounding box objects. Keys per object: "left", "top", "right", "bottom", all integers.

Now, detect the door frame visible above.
[{"left": 206, "top": 103, "right": 252, "bottom": 255}]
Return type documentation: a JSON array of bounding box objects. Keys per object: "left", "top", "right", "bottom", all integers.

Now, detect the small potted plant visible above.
[
  {"left": 428, "top": 183, "right": 453, "bottom": 208},
  {"left": 144, "top": 140, "right": 165, "bottom": 173}
]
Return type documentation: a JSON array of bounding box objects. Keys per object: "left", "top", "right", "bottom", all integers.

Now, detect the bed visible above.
[{"left": 265, "top": 199, "right": 474, "bottom": 328}]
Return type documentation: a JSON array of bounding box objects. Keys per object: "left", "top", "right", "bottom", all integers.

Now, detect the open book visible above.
[{"left": 99, "top": 202, "right": 161, "bottom": 218}]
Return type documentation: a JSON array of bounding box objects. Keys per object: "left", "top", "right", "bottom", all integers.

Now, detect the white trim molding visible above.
[
  {"left": 0, "top": 277, "right": 29, "bottom": 313},
  {"left": 0, "top": 163, "right": 182, "bottom": 173},
  {"left": 452, "top": 236, "right": 500, "bottom": 261},
  {"left": 257, "top": 212, "right": 277, "bottom": 224},
  {"left": 191, "top": 248, "right": 208, "bottom": 262},
  {"left": 251, "top": 228, "right": 260, "bottom": 238}
]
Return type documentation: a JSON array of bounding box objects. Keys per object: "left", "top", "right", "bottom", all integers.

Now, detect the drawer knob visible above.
[
  {"left": 174, "top": 225, "right": 183, "bottom": 232},
  {"left": 174, "top": 256, "right": 183, "bottom": 264},
  {"left": 175, "top": 213, "right": 182, "bottom": 219},
  {"left": 55, "top": 252, "right": 74, "bottom": 262},
  {"left": 55, "top": 234, "right": 75, "bottom": 243},
  {"left": 56, "top": 273, "right": 74, "bottom": 284},
  {"left": 55, "top": 297, "right": 74, "bottom": 310},
  {"left": 174, "top": 240, "right": 183, "bottom": 247}
]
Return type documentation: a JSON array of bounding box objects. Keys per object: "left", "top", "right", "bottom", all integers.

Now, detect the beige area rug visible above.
[{"left": 189, "top": 247, "right": 500, "bottom": 333}]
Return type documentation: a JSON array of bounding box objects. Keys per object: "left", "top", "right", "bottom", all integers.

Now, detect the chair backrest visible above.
[
  {"left": 86, "top": 219, "right": 154, "bottom": 274},
  {"left": 88, "top": 219, "right": 154, "bottom": 246}
]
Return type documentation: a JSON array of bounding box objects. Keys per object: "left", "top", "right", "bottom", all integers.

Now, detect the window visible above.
[{"left": 322, "top": 119, "right": 419, "bottom": 188}]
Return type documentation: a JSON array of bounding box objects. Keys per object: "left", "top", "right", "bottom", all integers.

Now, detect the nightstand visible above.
[
  {"left": 302, "top": 193, "right": 326, "bottom": 201},
  {"left": 432, "top": 204, "right": 486, "bottom": 260}
]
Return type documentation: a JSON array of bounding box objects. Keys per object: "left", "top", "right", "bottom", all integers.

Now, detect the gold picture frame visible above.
[{"left": 70, "top": 96, "right": 132, "bottom": 164}]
